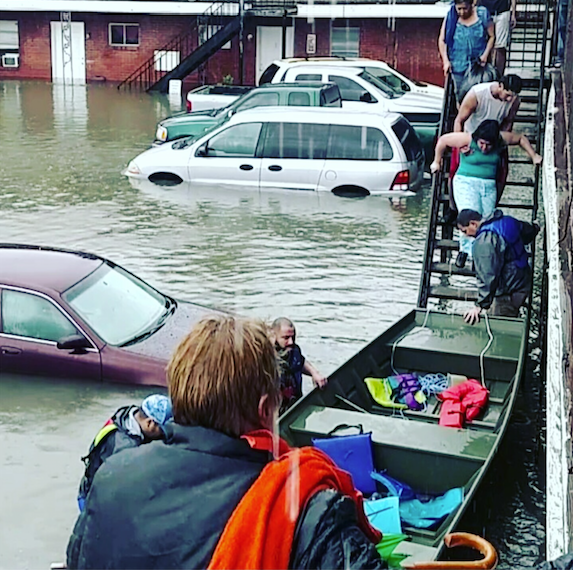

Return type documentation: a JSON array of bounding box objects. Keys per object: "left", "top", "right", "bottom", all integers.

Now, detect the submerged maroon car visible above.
[{"left": 0, "top": 244, "right": 216, "bottom": 386}]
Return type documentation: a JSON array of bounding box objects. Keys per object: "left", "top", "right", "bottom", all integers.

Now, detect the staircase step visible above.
[
  {"left": 435, "top": 239, "right": 459, "bottom": 250},
  {"left": 429, "top": 285, "right": 478, "bottom": 302},
  {"left": 513, "top": 115, "right": 541, "bottom": 123},
  {"left": 505, "top": 179, "right": 536, "bottom": 187},
  {"left": 431, "top": 262, "right": 475, "bottom": 277},
  {"left": 496, "top": 202, "right": 535, "bottom": 210},
  {"left": 508, "top": 157, "right": 537, "bottom": 164}
]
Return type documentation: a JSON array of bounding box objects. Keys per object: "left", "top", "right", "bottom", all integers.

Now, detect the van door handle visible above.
[
  {"left": 1, "top": 346, "right": 22, "bottom": 355},
  {"left": 239, "top": 164, "right": 253, "bottom": 171},
  {"left": 268, "top": 165, "right": 282, "bottom": 172}
]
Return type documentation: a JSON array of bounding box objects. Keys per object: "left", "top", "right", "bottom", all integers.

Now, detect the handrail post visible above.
[{"left": 239, "top": 0, "right": 245, "bottom": 84}]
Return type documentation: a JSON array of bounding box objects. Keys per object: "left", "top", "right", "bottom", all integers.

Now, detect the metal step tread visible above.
[
  {"left": 435, "top": 239, "right": 459, "bottom": 250},
  {"left": 497, "top": 202, "right": 535, "bottom": 210},
  {"left": 429, "top": 285, "right": 478, "bottom": 302},
  {"left": 431, "top": 262, "right": 475, "bottom": 277},
  {"left": 505, "top": 179, "right": 536, "bottom": 187}
]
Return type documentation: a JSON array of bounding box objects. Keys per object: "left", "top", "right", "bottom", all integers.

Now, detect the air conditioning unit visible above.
[{"left": 2, "top": 53, "right": 20, "bottom": 68}]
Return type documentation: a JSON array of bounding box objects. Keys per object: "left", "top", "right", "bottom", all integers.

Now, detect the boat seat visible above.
[{"left": 290, "top": 405, "right": 497, "bottom": 461}]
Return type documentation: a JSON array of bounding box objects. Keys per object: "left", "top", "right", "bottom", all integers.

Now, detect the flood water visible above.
[{"left": 0, "top": 81, "right": 544, "bottom": 569}]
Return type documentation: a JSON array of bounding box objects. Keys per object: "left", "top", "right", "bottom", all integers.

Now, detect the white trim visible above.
[
  {"left": 542, "top": 83, "right": 571, "bottom": 560},
  {"left": 109, "top": 22, "right": 140, "bottom": 46},
  {"left": 297, "top": 3, "right": 448, "bottom": 18},
  {"left": 0, "top": 1, "right": 224, "bottom": 15},
  {"left": 0, "top": 0, "right": 447, "bottom": 18}
]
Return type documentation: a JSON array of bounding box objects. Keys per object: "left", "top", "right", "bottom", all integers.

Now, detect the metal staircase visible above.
[
  {"left": 117, "top": 0, "right": 296, "bottom": 93},
  {"left": 417, "top": 0, "right": 552, "bottom": 309}
]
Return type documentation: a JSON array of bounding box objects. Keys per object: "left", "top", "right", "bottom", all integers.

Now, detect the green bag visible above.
[{"left": 375, "top": 533, "right": 409, "bottom": 568}]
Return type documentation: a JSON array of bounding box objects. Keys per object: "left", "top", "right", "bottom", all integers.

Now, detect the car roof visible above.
[
  {"left": 284, "top": 66, "right": 363, "bottom": 77},
  {"left": 227, "top": 106, "right": 402, "bottom": 126},
  {"left": 274, "top": 57, "right": 391, "bottom": 70},
  {"left": 0, "top": 244, "right": 104, "bottom": 294},
  {"left": 255, "top": 82, "right": 337, "bottom": 91}
]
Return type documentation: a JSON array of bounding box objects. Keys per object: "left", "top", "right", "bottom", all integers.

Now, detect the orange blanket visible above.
[{"left": 207, "top": 429, "right": 381, "bottom": 570}]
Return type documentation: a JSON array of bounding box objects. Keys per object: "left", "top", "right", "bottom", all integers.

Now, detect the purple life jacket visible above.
[{"left": 391, "top": 374, "right": 424, "bottom": 411}]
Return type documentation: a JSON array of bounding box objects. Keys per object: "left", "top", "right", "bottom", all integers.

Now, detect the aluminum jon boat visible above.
[{"left": 279, "top": 308, "right": 528, "bottom": 567}]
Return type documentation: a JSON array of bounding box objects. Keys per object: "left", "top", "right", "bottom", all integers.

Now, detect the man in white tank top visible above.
[{"left": 453, "top": 74, "right": 522, "bottom": 134}]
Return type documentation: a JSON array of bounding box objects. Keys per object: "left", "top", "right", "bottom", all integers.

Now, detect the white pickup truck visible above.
[{"left": 186, "top": 84, "right": 254, "bottom": 112}]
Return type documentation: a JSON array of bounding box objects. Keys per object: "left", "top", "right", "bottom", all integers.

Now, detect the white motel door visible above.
[
  {"left": 255, "top": 26, "right": 294, "bottom": 84},
  {"left": 50, "top": 21, "right": 86, "bottom": 85}
]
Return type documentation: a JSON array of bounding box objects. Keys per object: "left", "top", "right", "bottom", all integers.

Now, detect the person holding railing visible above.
[
  {"left": 431, "top": 119, "right": 542, "bottom": 268},
  {"left": 438, "top": 0, "right": 496, "bottom": 102}
]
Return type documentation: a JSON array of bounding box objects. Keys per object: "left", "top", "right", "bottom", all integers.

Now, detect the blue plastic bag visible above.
[
  {"left": 364, "top": 496, "right": 402, "bottom": 534},
  {"left": 371, "top": 471, "right": 416, "bottom": 501},
  {"left": 399, "top": 487, "right": 464, "bottom": 529}
]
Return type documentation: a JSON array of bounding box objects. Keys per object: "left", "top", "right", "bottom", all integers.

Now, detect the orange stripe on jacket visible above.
[{"left": 207, "top": 429, "right": 381, "bottom": 570}]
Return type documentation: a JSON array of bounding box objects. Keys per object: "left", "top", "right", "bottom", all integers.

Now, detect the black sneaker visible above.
[
  {"left": 440, "top": 207, "right": 458, "bottom": 226},
  {"left": 455, "top": 252, "right": 468, "bottom": 269}
]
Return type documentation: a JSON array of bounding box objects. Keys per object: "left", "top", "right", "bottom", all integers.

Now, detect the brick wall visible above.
[
  {"left": 0, "top": 12, "right": 52, "bottom": 80},
  {"left": 294, "top": 17, "right": 444, "bottom": 87},
  {"left": 0, "top": 11, "right": 443, "bottom": 87}
]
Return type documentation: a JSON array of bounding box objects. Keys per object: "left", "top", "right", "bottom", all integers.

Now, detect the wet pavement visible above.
[{"left": 0, "top": 80, "right": 544, "bottom": 569}]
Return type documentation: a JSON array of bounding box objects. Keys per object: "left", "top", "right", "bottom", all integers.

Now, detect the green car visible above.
[{"left": 154, "top": 82, "right": 342, "bottom": 145}]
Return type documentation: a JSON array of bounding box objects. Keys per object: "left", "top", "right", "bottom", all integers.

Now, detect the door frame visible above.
[{"left": 256, "top": 25, "right": 294, "bottom": 83}]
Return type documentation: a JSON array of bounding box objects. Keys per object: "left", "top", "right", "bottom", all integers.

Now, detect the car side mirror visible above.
[
  {"left": 57, "top": 334, "right": 91, "bottom": 351},
  {"left": 197, "top": 143, "right": 209, "bottom": 157},
  {"left": 360, "top": 92, "right": 374, "bottom": 103}
]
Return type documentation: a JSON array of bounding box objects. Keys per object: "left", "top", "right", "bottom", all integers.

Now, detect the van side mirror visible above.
[
  {"left": 360, "top": 92, "right": 374, "bottom": 103},
  {"left": 57, "top": 334, "right": 91, "bottom": 352},
  {"left": 197, "top": 143, "right": 209, "bottom": 157}
]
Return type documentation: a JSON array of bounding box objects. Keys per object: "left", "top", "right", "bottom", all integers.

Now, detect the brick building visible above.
[{"left": 0, "top": 0, "right": 448, "bottom": 89}]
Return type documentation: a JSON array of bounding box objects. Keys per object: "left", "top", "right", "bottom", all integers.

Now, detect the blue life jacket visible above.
[{"left": 477, "top": 215, "right": 529, "bottom": 269}]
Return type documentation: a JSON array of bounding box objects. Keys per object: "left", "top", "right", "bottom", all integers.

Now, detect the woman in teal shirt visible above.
[{"left": 431, "top": 120, "right": 542, "bottom": 267}]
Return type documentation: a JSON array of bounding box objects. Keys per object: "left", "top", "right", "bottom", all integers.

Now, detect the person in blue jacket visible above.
[{"left": 456, "top": 208, "right": 539, "bottom": 323}]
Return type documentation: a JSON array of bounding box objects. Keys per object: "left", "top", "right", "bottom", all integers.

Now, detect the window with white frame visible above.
[
  {"left": 0, "top": 20, "right": 19, "bottom": 67},
  {"left": 331, "top": 26, "right": 359, "bottom": 57},
  {"left": 199, "top": 25, "right": 231, "bottom": 49},
  {"left": 109, "top": 23, "right": 139, "bottom": 46}
]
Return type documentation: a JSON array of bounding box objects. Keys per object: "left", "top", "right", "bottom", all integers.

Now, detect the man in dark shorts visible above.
[{"left": 480, "top": 0, "right": 517, "bottom": 74}]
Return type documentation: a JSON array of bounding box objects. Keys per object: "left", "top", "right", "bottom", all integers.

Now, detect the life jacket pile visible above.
[{"left": 437, "top": 379, "right": 489, "bottom": 428}]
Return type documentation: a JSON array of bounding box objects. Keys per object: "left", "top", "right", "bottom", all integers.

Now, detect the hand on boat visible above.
[
  {"left": 312, "top": 373, "right": 328, "bottom": 389},
  {"left": 464, "top": 306, "right": 482, "bottom": 325},
  {"left": 430, "top": 161, "right": 441, "bottom": 174},
  {"left": 532, "top": 153, "right": 543, "bottom": 166}
]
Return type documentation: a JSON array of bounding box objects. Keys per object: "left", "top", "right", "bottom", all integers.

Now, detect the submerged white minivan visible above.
[{"left": 124, "top": 107, "right": 425, "bottom": 197}]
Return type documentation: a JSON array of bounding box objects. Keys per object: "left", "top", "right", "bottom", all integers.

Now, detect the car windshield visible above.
[
  {"left": 63, "top": 263, "right": 172, "bottom": 346},
  {"left": 213, "top": 105, "right": 231, "bottom": 118},
  {"left": 358, "top": 70, "right": 401, "bottom": 99}
]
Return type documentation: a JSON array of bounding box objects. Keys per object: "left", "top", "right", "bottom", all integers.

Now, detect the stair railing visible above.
[{"left": 117, "top": 0, "right": 241, "bottom": 91}]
